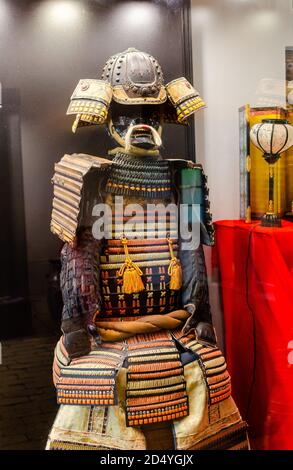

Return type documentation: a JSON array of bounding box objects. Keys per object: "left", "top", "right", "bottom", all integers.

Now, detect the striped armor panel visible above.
[
  {"left": 51, "top": 153, "right": 111, "bottom": 244},
  {"left": 96, "top": 205, "right": 181, "bottom": 318}
]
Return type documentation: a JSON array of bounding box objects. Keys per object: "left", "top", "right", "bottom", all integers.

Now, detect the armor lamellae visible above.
[{"left": 47, "top": 48, "right": 249, "bottom": 451}]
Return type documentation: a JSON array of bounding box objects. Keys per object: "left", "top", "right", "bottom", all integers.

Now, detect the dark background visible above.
[{"left": 0, "top": 0, "right": 194, "bottom": 336}]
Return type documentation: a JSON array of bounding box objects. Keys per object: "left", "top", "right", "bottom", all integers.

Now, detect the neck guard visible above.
[{"left": 105, "top": 151, "right": 172, "bottom": 199}]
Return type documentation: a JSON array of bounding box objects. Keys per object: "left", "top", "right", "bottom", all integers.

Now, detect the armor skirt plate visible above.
[{"left": 47, "top": 331, "right": 249, "bottom": 450}]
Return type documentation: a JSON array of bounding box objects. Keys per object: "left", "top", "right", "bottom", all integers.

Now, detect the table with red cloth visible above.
[{"left": 214, "top": 220, "right": 293, "bottom": 450}]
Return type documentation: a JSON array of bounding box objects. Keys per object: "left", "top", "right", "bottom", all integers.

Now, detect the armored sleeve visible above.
[{"left": 60, "top": 228, "right": 102, "bottom": 327}]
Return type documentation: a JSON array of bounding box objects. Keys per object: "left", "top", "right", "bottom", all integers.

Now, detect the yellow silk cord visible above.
[
  {"left": 167, "top": 237, "right": 182, "bottom": 290},
  {"left": 118, "top": 237, "right": 145, "bottom": 294}
]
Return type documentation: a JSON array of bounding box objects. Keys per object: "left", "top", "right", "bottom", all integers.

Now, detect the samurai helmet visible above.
[
  {"left": 101, "top": 47, "right": 166, "bottom": 105},
  {"left": 67, "top": 47, "right": 205, "bottom": 140}
]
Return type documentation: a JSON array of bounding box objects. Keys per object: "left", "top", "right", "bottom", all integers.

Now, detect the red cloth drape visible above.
[{"left": 214, "top": 220, "right": 293, "bottom": 450}]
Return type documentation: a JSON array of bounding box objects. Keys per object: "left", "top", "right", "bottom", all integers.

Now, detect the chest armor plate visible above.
[{"left": 98, "top": 221, "right": 181, "bottom": 317}]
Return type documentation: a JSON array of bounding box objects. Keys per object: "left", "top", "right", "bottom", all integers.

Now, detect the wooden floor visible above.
[{"left": 0, "top": 336, "right": 58, "bottom": 450}]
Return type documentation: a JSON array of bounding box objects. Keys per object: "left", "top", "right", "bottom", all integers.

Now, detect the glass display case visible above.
[{"left": 0, "top": 0, "right": 293, "bottom": 458}]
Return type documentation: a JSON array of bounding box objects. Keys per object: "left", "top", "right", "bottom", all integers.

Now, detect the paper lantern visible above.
[{"left": 250, "top": 119, "right": 293, "bottom": 162}]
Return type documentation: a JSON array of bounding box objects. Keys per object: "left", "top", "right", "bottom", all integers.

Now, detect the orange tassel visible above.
[
  {"left": 167, "top": 237, "right": 182, "bottom": 290},
  {"left": 118, "top": 237, "right": 145, "bottom": 294}
]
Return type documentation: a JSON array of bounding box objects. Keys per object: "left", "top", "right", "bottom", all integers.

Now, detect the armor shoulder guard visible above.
[
  {"left": 200, "top": 168, "right": 215, "bottom": 246},
  {"left": 165, "top": 77, "right": 205, "bottom": 123},
  {"left": 169, "top": 159, "right": 215, "bottom": 246},
  {"left": 51, "top": 153, "right": 112, "bottom": 244}
]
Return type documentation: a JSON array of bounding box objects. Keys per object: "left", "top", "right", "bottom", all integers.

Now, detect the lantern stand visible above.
[
  {"left": 250, "top": 118, "right": 293, "bottom": 228},
  {"left": 261, "top": 143, "right": 281, "bottom": 227}
]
